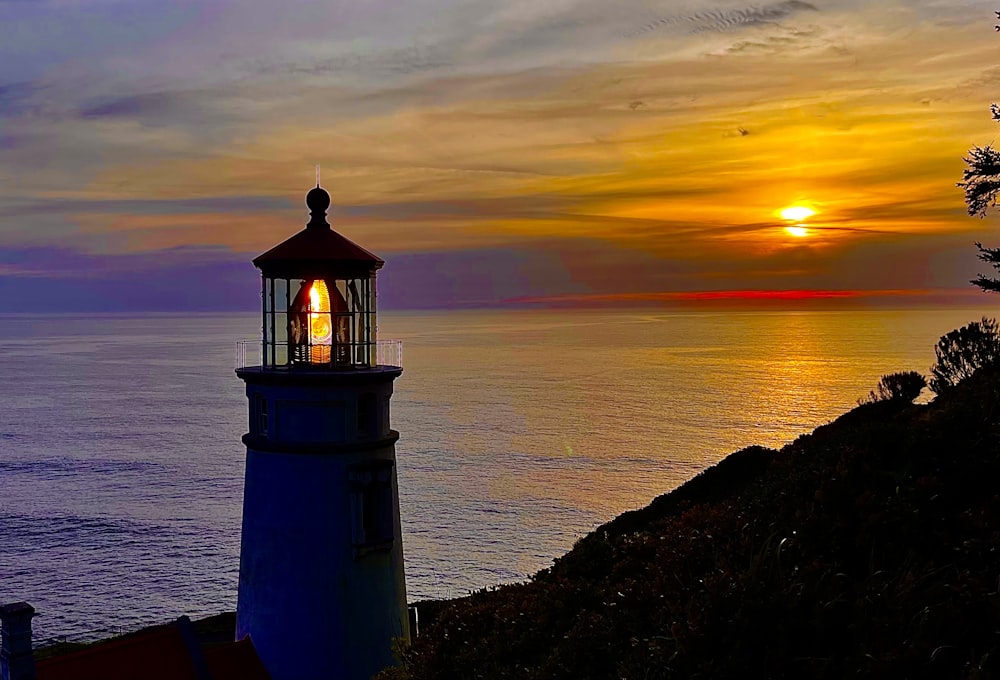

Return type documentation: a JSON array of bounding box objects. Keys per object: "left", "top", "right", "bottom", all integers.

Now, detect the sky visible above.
[{"left": 3, "top": 0, "right": 1000, "bottom": 311}]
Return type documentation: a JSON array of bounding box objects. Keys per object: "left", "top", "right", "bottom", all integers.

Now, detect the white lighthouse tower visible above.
[{"left": 235, "top": 184, "right": 408, "bottom": 680}]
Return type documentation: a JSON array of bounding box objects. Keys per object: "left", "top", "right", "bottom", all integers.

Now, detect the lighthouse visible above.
[{"left": 235, "top": 184, "right": 408, "bottom": 680}]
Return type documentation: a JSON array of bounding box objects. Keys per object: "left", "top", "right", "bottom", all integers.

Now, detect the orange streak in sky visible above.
[{"left": 503, "top": 289, "right": 959, "bottom": 306}]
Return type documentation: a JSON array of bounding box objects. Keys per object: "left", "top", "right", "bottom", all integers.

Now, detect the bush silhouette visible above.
[
  {"left": 860, "top": 371, "right": 926, "bottom": 404},
  {"left": 929, "top": 317, "right": 1000, "bottom": 394}
]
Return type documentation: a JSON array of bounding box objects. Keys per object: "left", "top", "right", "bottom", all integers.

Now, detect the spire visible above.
[{"left": 305, "top": 184, "right": 331, "bottom": 229}]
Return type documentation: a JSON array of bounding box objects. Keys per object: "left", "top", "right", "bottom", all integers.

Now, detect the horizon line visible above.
[{"left": 0, "top": 287, "right": 996, "bottom": 314}]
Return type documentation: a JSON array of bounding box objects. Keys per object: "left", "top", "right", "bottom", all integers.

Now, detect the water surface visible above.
[{"left": 0, "top": 307, "right": 992, "bottom": 641}]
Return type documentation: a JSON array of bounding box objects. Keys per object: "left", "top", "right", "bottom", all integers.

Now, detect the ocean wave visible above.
[
  {"left": 0, "top": 512, "right": 164, "bottom": 545},
  {"left": 0, "top": 458, "right": 161, "bottom": 476}
]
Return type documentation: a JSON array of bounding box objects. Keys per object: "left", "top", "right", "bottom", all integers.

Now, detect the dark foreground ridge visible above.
[{"left": 388, "top": 368, "right": 1000, "bottom": 680}]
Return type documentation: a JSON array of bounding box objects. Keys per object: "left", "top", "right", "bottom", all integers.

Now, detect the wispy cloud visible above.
[
  {"left": 626, "top": 0, "right": 818, "bottom": 38},
  {"left": 0, "top": 0, "right": 998, "bottom": 308}
]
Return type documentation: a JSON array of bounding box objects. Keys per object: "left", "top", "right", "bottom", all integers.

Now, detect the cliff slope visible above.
[{"left": 391, "top": 367, "right": 1000, "bottom": 680}]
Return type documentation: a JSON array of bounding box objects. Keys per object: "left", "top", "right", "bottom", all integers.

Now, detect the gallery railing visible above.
[{"left": 235, "top": 339, "right": 403, "bottom": 370}]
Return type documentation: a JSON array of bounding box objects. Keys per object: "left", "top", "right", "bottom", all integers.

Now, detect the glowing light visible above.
[
  {"left": 309, "top": 281, "right": 332, "bottom": 345},
  {"left": 780, "top": 206, "right": 815, "bottom": 221},
  {"left": 785, "top": 226, "right": 809, "bottom": 237}
]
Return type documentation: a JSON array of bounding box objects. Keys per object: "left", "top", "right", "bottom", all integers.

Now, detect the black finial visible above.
[{"left": 306, "top": 185, "right": 331, "bottom": 228}]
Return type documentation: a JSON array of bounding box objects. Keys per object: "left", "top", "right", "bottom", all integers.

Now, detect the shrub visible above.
[
  {"left": 860, "top": 371, "right": 927, "bottom": 405},
  {"left": 929, "top": 317, "right": 1000, "bottom": 394}
]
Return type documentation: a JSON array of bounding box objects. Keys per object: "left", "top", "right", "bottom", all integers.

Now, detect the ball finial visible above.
[{"left": 306, "top": 185, "right": 331, "bottom": 215}]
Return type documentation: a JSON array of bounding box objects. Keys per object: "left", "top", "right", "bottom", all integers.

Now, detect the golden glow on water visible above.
[
  {"left": 785, "top": 226, "right": 809, "bottom": 237},
  {"left": 387, "top": 308, "right": 993, "bottom": 532},
  {"left": 7, "top": 308, "right": 1000, "bottom": 635}
]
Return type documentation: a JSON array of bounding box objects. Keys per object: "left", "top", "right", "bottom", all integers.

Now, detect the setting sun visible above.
[
  {"left": 780, "top": 206, "right": 816, "bottom": 221},
  {"left": 785, "top": 226, "right": 809, "bottom": 237}
]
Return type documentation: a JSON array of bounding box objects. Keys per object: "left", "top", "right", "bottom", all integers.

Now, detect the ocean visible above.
[{"left": 0, "top": 306, "right": 994, "bottom": 642}]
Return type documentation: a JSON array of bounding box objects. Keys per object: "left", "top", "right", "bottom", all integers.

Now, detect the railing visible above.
[
  {"left": 235, "top": 339, "right": 253, "bottom": 369},
  {"left": 376, "top": 339, "right": 403, "bottom": 368},
  {"left": 235, "top": 339, "right": 403, "bottom": 370}
]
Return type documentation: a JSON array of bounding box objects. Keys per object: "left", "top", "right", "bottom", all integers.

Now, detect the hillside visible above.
[{"left": 388, "top": 367, "right": 1000, "bottom": 680}]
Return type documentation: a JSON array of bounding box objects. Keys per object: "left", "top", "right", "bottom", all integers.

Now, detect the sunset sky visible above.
[{"left": 3, "top": 0, "right": 1000, "bottom": 310}]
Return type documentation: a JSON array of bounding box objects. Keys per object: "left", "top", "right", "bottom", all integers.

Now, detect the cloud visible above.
[
  {"left": 379, "top": 245, "right": 590, "bottom": 308},
  {"left": 78, "top": 91, "right": 198, "bottom": 121},
  {"left": 0, "top": 245, "right": 257, "bottom": 312},
  {"left": 0, "top": 0, "right": 997, "bottom": 310},
  {"left": 0, "top": 1, "right": 198, "bottom": 82},
  {"left": 251, "top": 44, "right": 454, "bottom": 81},
  {"left": 0, "top": 195, "right": 291, "bottom": 219},
  {"left": 626, "top": 0, "right": 818, "bottom": 39},
  {"left": 0, "top": 219, "right": 989, "bottom": 312},
  {"left": 0, "top": 80, "right": 44, "bottom": 116}
]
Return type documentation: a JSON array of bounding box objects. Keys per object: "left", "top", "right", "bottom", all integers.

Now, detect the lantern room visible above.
[{"left": 253, "top": 185, "right": 382, "bottom": 369}]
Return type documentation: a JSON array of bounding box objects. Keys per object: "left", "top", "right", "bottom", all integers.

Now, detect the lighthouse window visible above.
[
  {"left": 349, "top": 462, "right": 394, "bottom": 554},
  {"left": 263, "top": 278, "right": 290, "bottom": 368},
  {"left": 252, "top": 395, "right": 268, "bottom": 436},
  {"left": 357, "top": 393, "right": 377, "bottom": 439}
]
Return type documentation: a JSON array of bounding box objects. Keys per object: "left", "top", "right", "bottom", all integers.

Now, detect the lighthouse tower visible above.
[{"left": 235, "top": 185, "right": 408, "bottom": 680}]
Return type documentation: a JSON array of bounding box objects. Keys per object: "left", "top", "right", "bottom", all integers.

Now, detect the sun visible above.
[
  {"left": 785, "top": 226, "right": 809, "bottom": 237},
  {"left": 780, "top": 206, "right": 815, "bottom": 221}
]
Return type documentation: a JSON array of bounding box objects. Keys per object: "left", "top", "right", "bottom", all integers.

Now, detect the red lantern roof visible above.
[{"left": 252, "top": 186, "right": 384, "bottom": 279}]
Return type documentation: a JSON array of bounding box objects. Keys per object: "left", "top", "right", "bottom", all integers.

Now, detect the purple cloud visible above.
[{"left": 0, "top": 246, "right": 257, "bottom": 312}]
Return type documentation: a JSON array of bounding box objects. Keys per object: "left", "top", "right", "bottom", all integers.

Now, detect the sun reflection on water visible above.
[{"left": 388, "top": 307, "right": 993, "bottom": 599}]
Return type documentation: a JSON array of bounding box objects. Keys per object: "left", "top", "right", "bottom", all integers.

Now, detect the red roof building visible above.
[{"left": 34, "top": 617, "right": 269, "bottom": 680}]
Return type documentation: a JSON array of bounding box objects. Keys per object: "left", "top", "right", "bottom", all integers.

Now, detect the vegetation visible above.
[
  {"left": 929, "top": 317, "right": 1000, "bottom": 394},
  {"left": 970, "top": 243, "right": 1000, "bottom": 294},
  {"left": 958, "top": 14, "right": 1000, "bottom": 292},
  {"left": 959, "top": 121, "right": 1000, "bottom": 221},
  {"left": 859, "top": 370, "right": 926, "bottom": 404},
  {"left": 384, "top": 325, "right": 1000, "bottom": 680}
]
